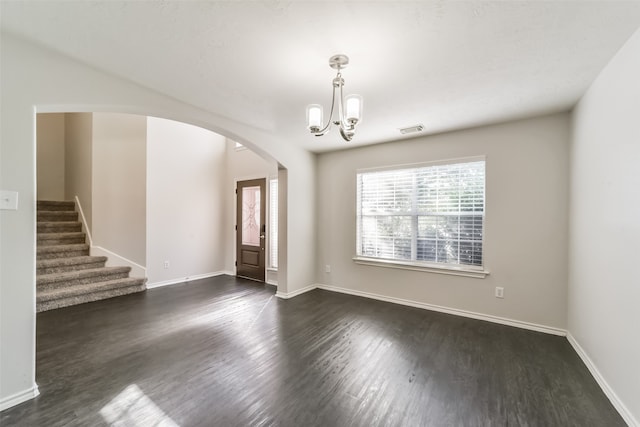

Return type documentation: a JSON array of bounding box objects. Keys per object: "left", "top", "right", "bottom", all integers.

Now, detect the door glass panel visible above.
[{"left": 242, "top": 186, "right": 261, "bottom": 246}]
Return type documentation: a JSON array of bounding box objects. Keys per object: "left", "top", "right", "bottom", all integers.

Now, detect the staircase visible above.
[{"left": 36, "top": 200, "right": 146, "bottom": 312}]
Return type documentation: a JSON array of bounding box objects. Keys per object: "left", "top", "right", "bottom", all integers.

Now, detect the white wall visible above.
[
  {"left": 317, "top": 114, "right": 570, "bottom": 330},
  {"left": 223, "top": 141, "right": 278, "bottom": 276},
  {"left": 568, "top": 28, "right": 640, "bottom": 426},
  {"left": 0, "top": 33, "right": 315, "bottom": 408},
  {"left": 146, "top": 117, "right": 227, "bottom": 285},
  {"left": 64, "top": 113, "right": 93, "bottom": 230},
  {"left": 92, "top": 113, "right": 147, "bottom": 266},
  {"left": 36, "top": 113, "right": 66, "bottom": 200}
]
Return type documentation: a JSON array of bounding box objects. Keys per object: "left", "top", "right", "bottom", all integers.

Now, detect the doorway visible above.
[{"left": 236, "top": 178, "right": 266, "bottom": 282}]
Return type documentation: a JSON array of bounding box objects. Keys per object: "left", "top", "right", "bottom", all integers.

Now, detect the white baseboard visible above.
[
  {"left": 146, "top": 271, "right": 230, "bottom": 289},
  {"left": 275, "top": 284, "right": 317, "bottom": 299},
  {"left": 567, "top": 333, "right": 638, "bottom": 427},
  {"left": 90, "top": 246, "right": 146, "bottom": 278},
  {"left": 314, "top": 283, "right": 567, "bottom": 336},
  {"left": 0, "top": 384, "right": 39, "bottom": 412}
]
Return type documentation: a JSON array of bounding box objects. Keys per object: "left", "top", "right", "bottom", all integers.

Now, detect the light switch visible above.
[{"left": 0, "top": 191, "right": 19, "bottom": 210}]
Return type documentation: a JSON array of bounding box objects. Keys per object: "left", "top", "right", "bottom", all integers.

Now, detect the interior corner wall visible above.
[
  {"left": 223, "top": 140, "right": 278, "bottom": 275},
  {"left": 92, "top": 113, "right": 146, "bottom": 267},
  {"left": 36, "top": 113, "right": 66, "bottom": 201},
  {"left": 317, "top": 113, "right": 570, "bottom": 329},
  {"left": 64, "top": 113, "right": 94, "bottom": 230},
  {"left": 146, "top": 117, "right": 227, "bottom": 285},
  {"left": 569, "top": 28, "right": 640, "bottom": 425}
]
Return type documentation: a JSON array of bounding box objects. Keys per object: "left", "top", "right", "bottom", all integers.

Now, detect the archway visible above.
[{"left": 2, "top": 33, "right": 316, "bottom": 409}]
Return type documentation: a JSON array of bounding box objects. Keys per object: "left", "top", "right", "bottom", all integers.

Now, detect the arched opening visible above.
[
  {"left": 32, "top": 109, "right": 289, "bottom": 393},
  {"left": 36, "top": 107, "right": 286, "bottom": 304},
  {"left": 1, "top": 33, "right": 318, "bottom": 412}
]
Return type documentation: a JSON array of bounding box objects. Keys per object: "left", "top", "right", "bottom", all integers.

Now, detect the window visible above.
[
  {"left": 269, "top": 178, "right": 278, "bottom": 269},
  {"left": 356, "top": 158, "right": 485, "bottom": 272}
]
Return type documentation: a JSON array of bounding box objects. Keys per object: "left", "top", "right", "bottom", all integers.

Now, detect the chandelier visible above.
[{"left": 306, "top": 54, "right": 363, "bottom": 142}]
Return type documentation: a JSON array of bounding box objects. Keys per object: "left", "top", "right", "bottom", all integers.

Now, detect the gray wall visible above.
[
  {"left": 36, "top": 113, "right": 66, "bottom": 200},
  {"left": 92, "top": 113, "right": 147, "bottom": 266},
  {"left": 146, "top": 116, "right": 227, "bottom": 284},
  {"left": 65, "top": 113, "right": 93, "bottom": 230},
  {"left": 569, "top": 28, "right": 640, "bottom": 424},
  {"left": 317, "top": 113, "right": 570, "bottom": 330}
]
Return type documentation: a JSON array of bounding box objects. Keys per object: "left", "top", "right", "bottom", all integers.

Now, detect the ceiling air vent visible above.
[{"left": 399, "top": 124, "right": 424, "bottom": 135}]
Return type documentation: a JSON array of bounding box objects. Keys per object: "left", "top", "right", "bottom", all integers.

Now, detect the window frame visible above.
[{"left": 353, "top": 156, "right": 489, "bottom": 279}]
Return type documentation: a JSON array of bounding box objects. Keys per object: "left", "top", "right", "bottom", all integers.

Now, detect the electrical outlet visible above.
[
  {"left": 495, "top": 287, "right": 504, "bottom": 298},
  {"left": 164, "top": 261, "right": 170, "bottom": 269},
  {"left": 325, "top": 264, "right": 331, "bottom": 273}
]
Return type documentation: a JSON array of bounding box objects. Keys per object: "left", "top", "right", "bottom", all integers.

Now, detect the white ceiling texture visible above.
[{"left": 2, "top": 1, "right": 640, "bottom": 153}]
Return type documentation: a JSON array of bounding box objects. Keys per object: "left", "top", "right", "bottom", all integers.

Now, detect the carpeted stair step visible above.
[
  {"left": 37, "top": 210, "right": 78, "bottom": 222},
  {"left": 37, "top": 277, "right": 147, "bottom": 312},
  {"left": 37, "top": 243, "right": 89, "bottom": 260},
  {"left": 37, "top": 256, "right": 108, "bottom": 275},
  {"left": 37, "top": 266, "right": 132, "bottom": 292},
  {"left": 38, "top": 221, "right": 82, "bottom": 233},
  {"left": 37, "top": 200, "right": 76, "bottom": 211},
  {"left": 38, "top": 232, "right": 86, "bottom": 246},
  {"left": 35, "top": 199, "right": 148, "bottom": 312}
]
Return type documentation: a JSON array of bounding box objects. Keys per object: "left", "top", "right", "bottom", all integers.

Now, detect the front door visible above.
[{"left": 236, "top": 178, "right": 266, "bottom": 282}]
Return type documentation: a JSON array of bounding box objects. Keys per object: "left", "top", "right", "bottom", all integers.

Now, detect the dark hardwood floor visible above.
[{"left": 1, "top": 275, "right": 624, "bottom": 426}]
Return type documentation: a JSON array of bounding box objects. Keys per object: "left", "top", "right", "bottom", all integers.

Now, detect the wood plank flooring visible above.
[{"left": 0, "top": 275, "right": 625, "bottom": 426}]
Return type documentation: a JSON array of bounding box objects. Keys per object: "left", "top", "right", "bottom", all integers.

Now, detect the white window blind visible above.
[
  {"left": 269, "top": 178, "right": 278, "bottom": 269},
  {"left": 356, "top": 159, "right": 485, "bottom": 268}
]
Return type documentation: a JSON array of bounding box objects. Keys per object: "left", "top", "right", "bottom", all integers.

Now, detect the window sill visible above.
[{"left": 352, "top": 257, "right": 489, "bottom": 279}]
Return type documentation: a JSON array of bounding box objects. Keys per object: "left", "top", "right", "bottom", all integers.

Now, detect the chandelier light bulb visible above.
[
  {"left": 307, "top": 104, "right": 323, "bottom": 131},
  {"left": 345, "top": 94, "right": 362, "bottom": 124}
]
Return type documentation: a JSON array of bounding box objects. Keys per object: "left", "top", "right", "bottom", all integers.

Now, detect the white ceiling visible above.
[{"left": 2, "top": 1, "right": 640, "bottom": 153}]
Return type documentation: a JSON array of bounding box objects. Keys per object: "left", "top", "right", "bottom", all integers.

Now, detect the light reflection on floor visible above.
[{"left": 100, "top": 384, "right": 179, "bottom": 427}]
